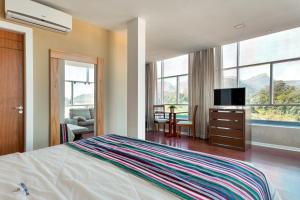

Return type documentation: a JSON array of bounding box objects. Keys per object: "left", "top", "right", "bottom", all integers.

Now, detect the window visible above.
[
  {"left": 65, "top": 65, "right": 87, "bottom": 82},
  {"left": 163, "top": 77, "right": 177, "bottom": 104},
  {"left": 222, "top": 27, "right": 300, "bottom": 122},
  {"left": 65, "top": 82, "right": 72, "bottom": 106},
  {"left": 156, "top": 79, "right": 162, "bottom": 104},
  {"left": 273, "top": 61, "right": 300, "bottom": 104},
  {"left": 239, "top": 64, "right": 270, "bottom": 105},
  {"left": 222, "top": 43, "right": 237, "bottom": 68},
  {"left": 64, "top": 61, "right": 95, "bottom": 118},
  {"left": 157, "top": 61, "right": 162, "bottom": 78},
  {"left": 73, "top": 83, "right": 94, "bottom": 105},
  {"left": 178, "top": 76, "right": 188, "bottom": 104},
  {"left": 156, "top": 55, "right": 189, "bottom": 117},
  {"left": 163, "top": 55, "right": 188, "bottom": 76},
  {"left": 223, "top": 68, "right": 237, "bottom": 88},
  {"left": 239, "top": 28, "right": 300, "bottom": 66}
]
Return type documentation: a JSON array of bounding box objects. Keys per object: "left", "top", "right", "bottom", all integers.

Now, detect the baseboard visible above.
[
  {"left": 148, "top": 129, "right": 190, "bottom": 136},
  {"left": 251, "top": 141, "right": 300, "bottom": 152}
]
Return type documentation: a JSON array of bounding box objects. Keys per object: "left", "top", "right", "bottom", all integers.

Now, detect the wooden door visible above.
[{"left": 0, "top": 29, "right": 24, "bottom": 155}]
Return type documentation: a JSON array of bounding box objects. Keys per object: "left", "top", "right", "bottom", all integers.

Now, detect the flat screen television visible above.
[{"left": 214, "top": 88, "right": 245, "bottom": 106}]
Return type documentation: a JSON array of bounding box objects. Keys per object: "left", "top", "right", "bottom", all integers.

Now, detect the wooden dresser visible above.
[{"left": 209, "top": 108, "right": 251, "bottom": 151}]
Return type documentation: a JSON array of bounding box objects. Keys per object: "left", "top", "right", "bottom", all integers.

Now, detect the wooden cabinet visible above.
[{"left": 209, "top": 108, "right": 251, "bottom": 151}]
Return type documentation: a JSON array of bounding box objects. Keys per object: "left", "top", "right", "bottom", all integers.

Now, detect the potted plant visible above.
[{"left": 169, "top": 105, "right": 176, "bottom": 113}]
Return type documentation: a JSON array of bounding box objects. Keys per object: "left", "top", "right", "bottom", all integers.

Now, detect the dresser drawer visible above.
[
  {"left": 210, "top": 111, "right": 244, "bottom": 121},
  {"left": 210, "top": 135, "right": 244, "bottom": 150},
  {"left": 210, "top": 127, "right": 243, "bottom": 139},
  {"left": 210, "top": 119, "right": 243, "bottom": 130}
]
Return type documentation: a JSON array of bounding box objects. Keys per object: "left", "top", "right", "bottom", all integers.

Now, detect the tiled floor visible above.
[{"left": 146, "top": 131, "right": 300, "bottom": 200}]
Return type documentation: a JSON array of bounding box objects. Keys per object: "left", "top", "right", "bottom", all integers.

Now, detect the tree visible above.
[{"left": 251, "top": 81, "right": 300, "bottom": 122}]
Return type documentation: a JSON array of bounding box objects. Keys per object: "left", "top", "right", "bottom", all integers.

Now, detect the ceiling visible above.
[{"left": 35, "top": 0, "right": 300, "bottom": 62}]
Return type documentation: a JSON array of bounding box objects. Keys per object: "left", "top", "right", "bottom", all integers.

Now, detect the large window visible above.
[
  {"left": 64, "top": 61, "right": 95, "bottom": 118},
  {"left": 156, "top": 55, "right": 189, "bottom": 116},
  {"left": 222, "top": 27, "right": 300, "bottom": 122}
]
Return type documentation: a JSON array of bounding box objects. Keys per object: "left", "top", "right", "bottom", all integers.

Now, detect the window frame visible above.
[
  {"left": 156, "top": 56, "right": 189, "bottom": 110},
  {"left": 222, "top": 42, "right": 300, "bottom": 107}
]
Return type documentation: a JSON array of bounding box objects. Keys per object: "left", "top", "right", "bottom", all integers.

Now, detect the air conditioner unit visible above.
[{"left": 5, "top": 0, "right": 72, "bottom": 33}]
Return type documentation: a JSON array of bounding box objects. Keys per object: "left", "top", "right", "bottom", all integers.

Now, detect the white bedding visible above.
[{"left": 0, "top": 145, "right": 280, "bottom": 200}]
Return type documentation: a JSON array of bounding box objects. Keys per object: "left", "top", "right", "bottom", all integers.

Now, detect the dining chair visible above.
[
  {"left": 153, "top": 105, "right": 169, "bottom": 132},
  {"left": 176, "top": 105, "right": 198, "bottom": 140}
]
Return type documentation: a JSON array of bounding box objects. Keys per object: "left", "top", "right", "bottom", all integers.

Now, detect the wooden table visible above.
[
  {"left": 164, "top": 112, "right": 177, "bottom": 137},
  {"left": 67, "top": 124, "right": 90, "bottom": 141}
]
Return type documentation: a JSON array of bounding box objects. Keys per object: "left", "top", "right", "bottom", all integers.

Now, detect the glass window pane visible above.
[
  {"left": 73, "top": 83, "right": 95, "bottom": 105},
  {"left": 178, "top": 76, "right": 188, "bottom": 104},
  {"left": 222, "top": 43, "right": 237, "bottom": 68},
  {"left": 163, "top": 77, "right": 177, "bottom": 104},
  {"left": 156, "top": 79, "right": 162, "bottom": 104},
  {"left": 156, "top": 61, "right": 162, "bottom": 78},
  {"left": 88, "top": 67, "right": 95, "bottom": 82},
  {"left": 65, "top": 82, "right": 72, "bottom": 106},
  {"left": 163, "top": 55, "right": 188, "bottom": 77},
  {"left": 273, "top": 60, "right": 300, "bottom": 104},
  {"left": 176, "top": 105, "right": 189, "bottom": 120},
  {"left": 164, "top": 105, "right": 188, "bottom": 119},
  {"left": 65, "top": 106, "right": 71, "bottom": 118},
  {"left": 240, "top": 27, "right": 300, "bottom": 66},
  {"left": 65, "top": 65, "right": 87, "bottom": 82},
  {"left": 239, "top": 64, "right": 270, "bottom": 104},
  {"left": 223, "top": 69, "right": 237, "bottom": 88},
  {"left": 251, "top": 106, "right": 300, "bottom": 122},
  {"left": 175, "top": 105, "right": 188, "bottom": 112}
]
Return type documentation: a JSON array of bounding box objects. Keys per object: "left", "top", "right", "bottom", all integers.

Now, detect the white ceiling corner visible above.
[{"left": 34, "top": 0, "right": 300, "bottom": 62}]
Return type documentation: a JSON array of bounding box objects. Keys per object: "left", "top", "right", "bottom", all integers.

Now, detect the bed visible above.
[{"left": 0, "top": 134, "right": 280, "bottom": 200}]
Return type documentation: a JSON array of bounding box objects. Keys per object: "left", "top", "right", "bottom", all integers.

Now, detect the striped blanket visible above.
[{"left": 67, "top": 135, "right": 271, "bottom": 200}]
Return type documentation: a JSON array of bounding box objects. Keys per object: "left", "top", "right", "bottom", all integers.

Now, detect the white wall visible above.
[
  {"left": 105, "top": 30, "right": 128, "bottom": 136},
  {"left": 127, "top": 18, "right": 146, "bottom": 140},
  {"left": 252, "top": 124, "right": 300, "bottom": 151}
]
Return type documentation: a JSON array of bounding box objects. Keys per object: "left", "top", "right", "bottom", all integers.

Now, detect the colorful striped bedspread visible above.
[{"left": 67, "top": 134, "right": 272, "bottom": 200}]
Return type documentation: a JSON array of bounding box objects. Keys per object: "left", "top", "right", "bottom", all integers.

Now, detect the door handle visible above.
[{"left": 15, "top": 105, "right": 24, "bottom": 114}]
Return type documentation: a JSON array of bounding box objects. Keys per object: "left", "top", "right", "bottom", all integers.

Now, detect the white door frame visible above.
[{"left": 0, "top": 21, "right": 34, "bottom": 151}]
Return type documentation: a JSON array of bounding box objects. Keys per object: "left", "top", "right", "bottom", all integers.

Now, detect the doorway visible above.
[
  {"left": 0, "top": 29, "right": 24, "bottom": 155},
  {"left": 49, "top": 50, "right": 104, "bottom": 146},
  {"left": 63, "top": 60, "right": 96, "bottom": 140}
]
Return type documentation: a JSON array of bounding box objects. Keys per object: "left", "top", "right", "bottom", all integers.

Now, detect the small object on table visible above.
[{"left": 169, "top": 105, "right": 176, "bottom": 114}]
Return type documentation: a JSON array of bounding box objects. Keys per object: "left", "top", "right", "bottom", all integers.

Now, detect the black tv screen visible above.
[{"left": 214, "top": 88, "right": 245, "bottom": 106}]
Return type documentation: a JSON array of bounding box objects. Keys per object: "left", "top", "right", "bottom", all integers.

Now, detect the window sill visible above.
[{"left": 251, "top": 120, "right": 300, "bottom": 129}]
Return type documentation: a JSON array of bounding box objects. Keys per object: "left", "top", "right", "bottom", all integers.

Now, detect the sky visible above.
[
  {"left": 274, "top": 61, "right": 300, "bottom": 81},
  {"left": 157, "top": 54, "right": 188, "bottom": 77}
]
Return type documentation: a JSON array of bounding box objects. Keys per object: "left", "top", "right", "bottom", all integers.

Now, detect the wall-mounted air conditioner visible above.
[{"left": 5, "top": 0, "right": 72, "bottom": 33}]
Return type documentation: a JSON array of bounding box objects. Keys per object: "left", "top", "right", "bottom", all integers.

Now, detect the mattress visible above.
[{"left": 0, "top": 141, "right": 281, "bottom": 200}]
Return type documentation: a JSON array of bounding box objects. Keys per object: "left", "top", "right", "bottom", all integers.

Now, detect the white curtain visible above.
[
  {"left": 146, "top": 62, "right": 157, "bottom": 131},
  {"left": 214, "top": 46, "right": 223, "bottom": 89},
  {"left": 188, "top": 47, "right": 222, "bottom": 139}
]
